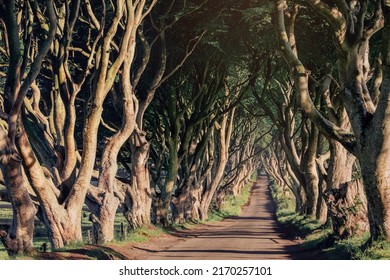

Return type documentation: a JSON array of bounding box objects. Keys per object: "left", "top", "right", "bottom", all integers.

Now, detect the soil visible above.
[{"left": 32, "top": 176, "right": 320, "bottom": 260}]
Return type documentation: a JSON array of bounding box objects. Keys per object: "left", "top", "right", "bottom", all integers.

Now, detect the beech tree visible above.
[
  {"left": 0, "top": 0, "right": 158, "bottom": 251},
  {"left": 96, "top": 0, "right": 208, "bottom": 231},
  {"left": 0, "top": 0, "right": 56, "bottom": 255},
  {"left": 243, "top": 2, "right": 368, "bottom": 238},
  {"left": 275, "top": 0, "right": 390, "bottom": 240}
]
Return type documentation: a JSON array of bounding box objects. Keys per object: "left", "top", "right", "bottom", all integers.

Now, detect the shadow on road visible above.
[{"left": 148, "top": 176, "right": 321, "bottom": 260}]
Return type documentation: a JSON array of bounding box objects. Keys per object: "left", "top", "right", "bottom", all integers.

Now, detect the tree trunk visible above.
[
  {"left": 275, "top": 0, "right": 386, "bottom": 239},
  {"left": 215, "top": 188, "right": 227, "bottom": 211},
  {"left": 277, "top": 133, "right": 308, "bottom": 213},
  {"left": 46, "top": 212, "right": 83, "bottom": 248},
  {"left": 187, "top": 144, "right": 214, "bottom": 222},
  {"left": 190, "top": 185, "right": 202, "bottom": 221},
  {"left": 324, "top": 140, "right": 368, "bottom": 238},
  {"left": 171, "top": 173, "right": 198, "bottom": 223},
  {"left": 157, "top": 131, "right": 179, "bottom": 226},
  {"left": 316, "top": 172, "right": 328, "bottom": 224},
  {"left": 264, "top": 150, "right": 304, "bottom": 214},
  {"left": 199, "top": 106, "right": 235, "bottom": 220},
  {"left": 123, "top": 131, "right": 152, "bottom": 229},
  {"left": 88, "top": 41, "right": 138, "bottom": 243},
  {"left": 324, "top": 180, "right": 368, "bottom": 238},
  {"left": 87, "top": 188, "right": 119, "bottom": 244},
  {"left": 301, "top": 121, "right": 319, "bottom": 216},
  {"left": 172, "top": 187, "right": 188, "bottom": 224},
  {"left": 354, "top": 12, "right": 390, "bottom": 240},
  {"left": 329, "top": 9, "right": 386, "bottom": 241},
  {"left": 359, "top": 106, "right": 390, "bottom": 240},
  {"left": 199, "top": 140, "right": 227, "bottom": 220},
  {"left": 157, "top": 174, "right": 177, "bottom": 226},
  {"left": 0, "top": 129, "right": 36, "bottom": 256},
  {"left": 18, "top": 117, "right": 84, "bottom": 249},
  {"left": 302, "top": 158, "right": 319, "bottom": 216}
]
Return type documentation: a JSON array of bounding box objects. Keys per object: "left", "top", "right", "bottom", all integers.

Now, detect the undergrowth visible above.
[
  {"left": 207, "top": 182, "right": 253, "bottom": 222},
  {"left": 270, "top": 179, "right": 390, "bottom": 260}
]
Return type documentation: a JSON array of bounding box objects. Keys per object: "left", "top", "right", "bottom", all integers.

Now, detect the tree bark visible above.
[
  {"left": 359, "top": 79, "right": 390, "bottom": 240},
  {"left": 157, "top": 141, "right": 179, "bottom": 226},
  {"left": 87, "top": 12, "right": 140, "bottom": 242},
  {"left": 0, "top": 127, "right": 36, "bottom": 256},
  {"left": 87, "top": 187, "right": 119, "bottom": 244},
  {"left": 199, "top": 109, "right": 234, "bottom": 220},
  {"left": 301, "top": 121, "right": 319, "bottom": 216},
  {"left": 324, "top": 180, "right": 369, "bottom": 238},
  {"left": 123, "top": 131, "right": 152, "bottom": 229},
  {"left": 324, "top": 139, "right": 369, "bottom": 238}
]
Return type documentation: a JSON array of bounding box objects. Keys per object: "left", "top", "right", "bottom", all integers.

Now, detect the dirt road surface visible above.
[{"left": 148, "top": 176, "right": 309, "bottom": 260}]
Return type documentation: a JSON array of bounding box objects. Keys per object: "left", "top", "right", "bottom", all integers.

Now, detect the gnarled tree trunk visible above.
[
  {"left": 18, "top": 124, "right": 83, "bottom": 249},
  {"left": 301, "top": 121, "right": 320, "bottom": 216},
  {"left": 199, "top": 109, "right": 235, "bottom": 220},
  {"left": 157, "top": 143, "right": 179, "bottom": 226},
  {"left": 0, "top": 127, "right": 36, "bottom": 256},
  {"left": 324, "top": 179, "right": 368, "bottom": 238},
  {"left": 87, "top": 17, "right": 139, "bottom": 243},
  {"left": 122, "top": 131, "right": 152, "bottom": 229},
  {"left": 324, "top": 140, "right": 368, "bottom": 238}
]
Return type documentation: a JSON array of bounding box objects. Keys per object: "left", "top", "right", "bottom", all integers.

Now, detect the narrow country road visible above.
[{"left": 148, "top": 176, "right": 308, "bottom": 260}]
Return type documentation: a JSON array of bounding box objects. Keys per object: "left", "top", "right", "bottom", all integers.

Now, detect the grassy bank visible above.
[
  {"left": 207, "top": 181, "right": 253, "bottom": 222},
  {"left": 111, "top": 225, "right": 167, "bottom": 244},
  {"left": 269, "top": 179, "right": 390, "bottom": 260}
]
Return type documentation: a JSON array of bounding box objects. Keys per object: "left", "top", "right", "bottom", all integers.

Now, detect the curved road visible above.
[{"left": 148, "top": 176, "right": 305, "bottom": 260}]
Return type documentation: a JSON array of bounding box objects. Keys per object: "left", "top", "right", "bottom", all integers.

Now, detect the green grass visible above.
[
  {"left": 0, "top": 209, "right": 161, "bottom": 259},
  {"left": 0, "top": 236, "right": 49, "bottom": 260},
  {"left": 0, "top": 203, "right": 12, "bottom": 220},
  {"left": 356, "top": 240, "right": 390, "bottom": 260},
  {"left": 270, "top": 181, "right": 324, "bottom": 239},
  {"left": 112, "top": 225, "right": 166, "bottom": 244},
  {"left": 207, "top": 182, "right": 252, "bottom": 222},
  {"left": 0, "top": 204, "right": 53, "bottom": 254},
  {"left": 169, "top": 220, "right": 200, "bottom": 231},
  {"left": 269, "top": 179, "right": 390, "bottom": 260},
  {"left": 321, "top": 234, "right": 390, "bottom": 260},
  {"left": 54, "top": 241, "right": 87, "bottom": 252},
  {"left": 0, "top": 250, "right": 11, "bottom": 260}
]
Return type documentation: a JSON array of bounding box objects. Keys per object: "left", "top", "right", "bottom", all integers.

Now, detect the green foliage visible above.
[
  {"left": 241, "top": 3, "right": 275, "bottom": 48},
  {"left": 242, "top": 6, "right": 273, "bottom": 28}
]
